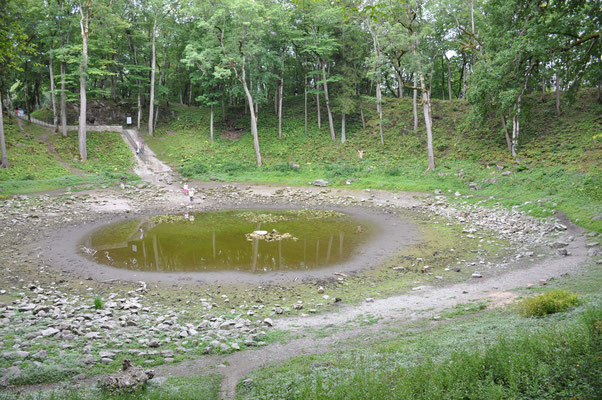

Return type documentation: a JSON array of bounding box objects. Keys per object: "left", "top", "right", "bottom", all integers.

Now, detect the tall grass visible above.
[{"left": 239, "top": 306, "right": 601, "bottom": 399}]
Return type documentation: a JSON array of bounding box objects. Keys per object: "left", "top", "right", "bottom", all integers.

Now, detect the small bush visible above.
[
  {"left": 270, "top": 163, "right": 300, "bottom": 173},
  {"left": 518, "top": 289, "right": 580, "bottom": 317},
  {"left": 327, "top": 164, "right": 361, "bottom": 177},
  {"left": 178, "top": 160, "right": 207, "bottom": 177},
  {"left": 220, "top": 162, "right": 248, "bottom": 174},
  {"left": 93, "top": 296, "right": 103, "bottom": 310}
]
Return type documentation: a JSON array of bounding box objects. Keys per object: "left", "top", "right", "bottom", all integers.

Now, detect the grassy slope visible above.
[
  {"left": 237, "top": 267, "right": 602, "bottom": 400},
  {"left": 148, "top": 89, "right": 601, "bottom": 232},
  {"left": 0, "top": 118, "right": 138, "bottom": 195}
]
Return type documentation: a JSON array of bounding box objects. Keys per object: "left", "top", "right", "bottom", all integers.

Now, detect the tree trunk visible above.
[
  {"left": 321, "top": 62, "right": 335, "bottom": 141},
  {"left": 413, "top": 74, "right": 418, "bottom": 131},
  {"left": 376, "top": 81, "right": 384, "bottom": 145},
  {"left": 0, "top": 95, "right": 8, "bottom": 168},
  {"left": 419, "top": 73, "right": 435, "bottom": 171},
  {"left": 304, "top": 71, "right": 307, "bottom": 136},
  {"left": 360, "top": 104, "right": 366, "bottom": 130},
  {"left": 501, "top": 114, "right": 512, "bottom": 153},
  {"left": 148, "top": 16, "right": 157, "bottom": 136},
  {"left": 447, "top": 57, "right": 452, "bottom": 101},
  {"left": 315, "top": 74, "right": 321, "bottom": 129},
  {"left": 222, "top": 87, "right": 226, "bottom": 122},
  {"left": 49, "top": 41, "right": 59, "bottom": 132},
  {"left": 5, "top": 89, "right": 13, "bottom": 120},
  {"left": 210, "top": 104, "right": 214, "bottom": 142},
  {"left": 274, "top": 83, "right": 278, "bottom": 115},
  {"left": 189, "top": 80, "right": 193, "bottom": 105},
  {"left": 398, "top": 74, "right": 403, "bottom": 98},
  {"left": 278, "top": 56, "right": 284, "bottom": 140},
  {"left": 555, "top": 74, "right": 561, "bottom": 116},
  {"left": 78, "top": 4, "right": 89, "bottom": 162},
  {"left": 341, "top": 112, "right": 346, "bottom": 143},
  {"left": 60, "top": 62, "right": 67, "bottom": 137},
  {"left": 137, "top": 87, "right": 141, "bottom": 129},
  {"left": 239, "top": 57, "right": 262, "bottom": 167},
  {"left": 441, "top": 56, "right": 445, "bottom": 100}
]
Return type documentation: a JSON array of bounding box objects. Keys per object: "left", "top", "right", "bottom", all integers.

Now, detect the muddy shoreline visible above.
[{"left": 43, "top": 203, "right": 420, "bottom": 285}]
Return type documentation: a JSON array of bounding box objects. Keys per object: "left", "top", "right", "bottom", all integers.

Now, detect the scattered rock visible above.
[
  {"left": 471, "top": 273, "right": 483, "bottom": 278},
  {"left": 98, "top": 359, "right": 154, "bottom": 392},
  {"left": 263, "top": 318, "right": 273, "bottom": 327},
  {"left": 312, "top": 179, "right": 329, "bottom": 187}
]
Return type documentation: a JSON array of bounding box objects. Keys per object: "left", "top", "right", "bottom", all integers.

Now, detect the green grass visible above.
[
  {"left": 0, "top": 374, "right": 222, "bottom": 400},
  {"left": 237, "top": 303, "right": 601, "bottom": 400},
  {"left": 148, "top": 89, "right": 602, "bottom": 232},
  {"left": 518, "top": 289, "right": 581, "bottom": 317},
  {"left": 0, "top": 118, "right": 138, "bottom": 194}
]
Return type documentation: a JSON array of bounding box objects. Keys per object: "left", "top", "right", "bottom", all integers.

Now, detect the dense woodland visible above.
[{"left": 0, "top": 0, "right": 599, "bottom": 169}]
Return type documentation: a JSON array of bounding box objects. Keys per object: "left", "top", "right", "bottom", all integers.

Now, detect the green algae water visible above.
[{"left": 82, "top": 209, "right": 374, "bottom": 273}]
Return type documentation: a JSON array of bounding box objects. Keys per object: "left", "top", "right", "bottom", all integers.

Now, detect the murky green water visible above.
[{"left": 81, "top": 209, "right": 374, "bottom": 273}]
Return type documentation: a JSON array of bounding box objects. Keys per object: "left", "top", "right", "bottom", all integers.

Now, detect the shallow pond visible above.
[{"left": 81, "top": 209, "right": 375, "bottom": 273}]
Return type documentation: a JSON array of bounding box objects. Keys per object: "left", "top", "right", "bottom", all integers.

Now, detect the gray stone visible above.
[
  {"left": 32, "top": 350, "right": 48, "bottom": 360},
  {"left": 550, "top": 241, "right": 568, "bottom": 249},
  {"left": 557, "top": 248, "right": 569, "bottom": 256},
  {"left": 147, "top": 339, "right": 160, "bottom": 348},
  {"left": 471, "top": 273, "right": 483, "bottom": 278},
  {"left": 591, "top": 215, "right": 602, "bottom": 221},
  {"left": 312, "top": 179, "right": 329, "bottom": 187},
  {"left": 263, "top": 318, "right": 273, "bottom": 327},
  {"left": 40, "top": 327, "right": 59, "bottom": 337},
  {"left": 585, "top": 242, "right": 599, "bottom": 248},
  {"left": 101, "top": 357, "right": 113, "bottom": 364},
  {"left": 219, "top": 343, "right": 230, "bottom": 352}
]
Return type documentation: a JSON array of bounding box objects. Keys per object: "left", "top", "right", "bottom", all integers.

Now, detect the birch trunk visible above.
[
  {"left": 555, "top": 74, "right": 561, "bottom": 116},
  {"left": 60, "top": 62, "right": 67, "bottom": 137},
  {"left": 278, "top": 57, "right": 284, "bottom": 140},
  {"left": 148, "top": 16, "right": 157, "bottom": 136},
  {"left": 315, "top": 75, "right": 321, "bottom": 129},
  {"left": 501, "top": 114, "right": 512, "bottom": 153},
  {"left": 210, "top": 105, "right": 214, "bottom": 142},
  {"left": 0, "top": 95, "right": 8, "bottom": 168},
  {"left": 321, "top": 62, "right": 335, "bottom": 141},
  {"left": 238, "top": 57, "right": 262, "bottom": 166},
  {"left": 341, "top": 113, "right": 346, "bottom": 143},
  {"left": 447, "top": 57, "right": 453, "bottom": 101},
  {"left": 78, "top": 3, "right": 89, "bottom": 161},
  {"left": 419, "top": 73, "right": 435, "bottom": 171},
  {"left": 304, "top": 72, "right": 307, "bottom": 136},
  {"left": 49, "top": 41, "right": 59, "bottom": 132},
  {"left": 413, "top": 74, "right": 418, "bottom": 131}
]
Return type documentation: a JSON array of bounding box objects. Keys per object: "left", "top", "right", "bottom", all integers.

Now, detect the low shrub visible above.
[
  {"left": 178, "top": 160, "right": 207, "bottom": 177},
  {"left": 93, "top": 296, "right": 103, "bottom": 310},
  {"left": 518, "top": 289, "right": 580, "bottom": 317}
]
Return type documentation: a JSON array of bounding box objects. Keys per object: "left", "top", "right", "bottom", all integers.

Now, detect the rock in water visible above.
[{"left": 99, "top": 359, "right": 154, "bottom": 392}]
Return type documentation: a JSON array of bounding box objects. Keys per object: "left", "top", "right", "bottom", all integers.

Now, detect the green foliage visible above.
[
  {"left": 179, "top": 160, "right": 207, "bottom": 177},
  {"left": 518, "top": 289, "right": 581, "bottom": 318},
  {"left": 93, "top": 296, "right": 103, "bottom": 310}
]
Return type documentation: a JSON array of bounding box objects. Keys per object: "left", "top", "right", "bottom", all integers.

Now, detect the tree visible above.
[{"left": 0, "top": 0, "right": 32, "bottom": 168}]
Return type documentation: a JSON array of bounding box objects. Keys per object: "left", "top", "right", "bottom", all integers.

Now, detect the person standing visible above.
[
  {"left": 189, "top": 187, "right": 195, "bottom": 202},
  {"left": 183, "top": 183, "right": 189, "bottom": 196}
]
